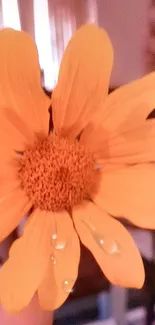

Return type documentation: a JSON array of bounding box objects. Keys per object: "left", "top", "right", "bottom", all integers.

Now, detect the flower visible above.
[{"left": 0, "top": 24, "right": 155, "bottom": 313}]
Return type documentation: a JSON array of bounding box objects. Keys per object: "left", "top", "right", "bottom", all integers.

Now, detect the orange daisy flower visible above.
[{"left": 0, "top": 24, "right": 155, "bottom": 313}]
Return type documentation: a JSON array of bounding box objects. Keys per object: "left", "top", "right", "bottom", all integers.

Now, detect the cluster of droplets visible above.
[
  {"left": 50, "top": 232, "right": 75, "bottom": 293},
  {"left": 50, "top": 221, "right": 120, "bottom": 294}
]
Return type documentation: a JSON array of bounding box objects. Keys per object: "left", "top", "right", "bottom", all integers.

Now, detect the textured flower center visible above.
[{"left": 18, "top": 134, "right": 98, "bottom": 211}]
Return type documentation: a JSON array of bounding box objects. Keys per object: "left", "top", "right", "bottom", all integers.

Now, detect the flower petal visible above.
[
  {"left": 38, "top": 211, "right": 80, "bottom": 311},
  {"left": 0, "top": 209, "right": 52, "bottom": 312},
  {"left": 94, "top": 164, "right": 155, "bottom": 229},
  {"left": 0, "top": 146, "right": 17, "bottom": 170},
  {"left": 73, "top": 202, "right": 144, "bottom": 288},
  {"left": 0, "top": 28, "right": 50, "bottom": 141},
  {"left": 80, "top": 119, "right": 155, "bottom": 165},
  {"left": 0, "top": 109, "right": 36, "bottom": 152},
  {"left": 0, "top": 150, "right": 24, "bottom": 197},
  {"left": 0, "top": 188, "right": 31, "bottom": 243},
  {"left": 52, "top": 24, "right": 113, "bottom": 138},
  {"left": 101, "top": 73, "right": 155, "bottom": 131}
]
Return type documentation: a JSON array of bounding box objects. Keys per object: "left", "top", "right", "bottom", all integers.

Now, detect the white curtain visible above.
[
  {"left": 0, "top": 0, "right": 3, "bottom": 28},
  {"left": 0, "top": 0, "right": 99, "bottom": 90}
]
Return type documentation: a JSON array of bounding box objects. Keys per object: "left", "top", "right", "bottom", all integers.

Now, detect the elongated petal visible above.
[
  {"left": 0, "top": 28, "right": 50, "bottom": 144},
  {"left": 101, "top": 73, "right": 155, "bottom": 131},
  {"left": 52, "top": 24, "right": 113, "bottom": 139},
  {"left": 94, "top": 164, "right": 155, "bottom": 229},
  {"left": 0, "top": 188, "right": 32, "bottom": 243},
  {"left": 80, "top": 120, "right": 155, "bottom": 165},
  {"left": 0, "top": 209, "right": 52, "bottom": 312},
  {"left": 0, "top": 149, "right": 23, "bottom": 201},
  {"left": 38, "top": 211, "right": 80, "bottom": 311},
  {"left": 0, "top": 109, "right": 36, "bottom": 152},
  {"left": 0, "top": 146, "right": 17, "bottom": 173},
  {"left": 73, "top": 202, "right": 144, "bottom": 288}
]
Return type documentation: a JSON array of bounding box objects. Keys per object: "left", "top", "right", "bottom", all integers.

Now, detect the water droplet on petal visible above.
[
  {"left": 50, "top": 255, "right": 57, "bottom": 265},
  {"left": 93, "top": 232, "right": 120, "bottom": 255},
  {"left": 55, "top": 241, "right": 67, "bottom": 250},
  {"left": 51, "top": 233, "right": 67, "bottom": 250},
  {"left": 104, "top": 237, "right": 120, "bottom": 255},
  {"left": 62, "top": 279, "right": 75, "bottom": 293},
  {"left": 52, "top": 233, "right": 57, "bottom": 240},
  {"left": 51, "top": 233, "right": 57, "bottom": 247},
  {"left": 82, "top": 220, "right": 120, "bottom": 256}
]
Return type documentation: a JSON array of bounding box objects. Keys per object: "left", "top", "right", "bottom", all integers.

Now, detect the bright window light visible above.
[
  {"left": 2, "top": 0, "right": 21, "bottom": 30},
  {"left": 33, "top": 0, "right": 56, "bottom": 90}
]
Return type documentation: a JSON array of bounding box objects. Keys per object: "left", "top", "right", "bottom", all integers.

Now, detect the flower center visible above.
[{"left": 18, "top": 134, "right": 98, "bottom": 212}]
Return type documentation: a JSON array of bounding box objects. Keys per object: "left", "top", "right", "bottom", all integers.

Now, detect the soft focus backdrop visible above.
[{"left": 0, "top": 0, "right": 152, "bottom": 89}]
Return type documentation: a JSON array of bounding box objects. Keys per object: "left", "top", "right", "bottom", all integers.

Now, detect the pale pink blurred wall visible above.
[{"left": 97, "top": 0, "right": 150, "bottom": 87}]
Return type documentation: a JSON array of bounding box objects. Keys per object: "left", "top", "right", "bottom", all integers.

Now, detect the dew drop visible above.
[
  {"left": 50, "top": 255, "right": 57, "bottom": 265},
  {"left": 51, "top": 233, "right": 57, "bottom": 247},
  {"left": 51, "top": 233, "right": 67, "bottom": 250},
  {"left": 62, "top": 279, "right": 75, "bottom": 293},
  {"left": 52, "top": 233, "right": 57, "bottom": 240},
  {"left": 55, "top": 241, "right": 67, "bottom": 250},
  {"left": 82, "top": 220, "right": 120, "bottom": 256},
  {"left": 93, "top": 232, "right": 120, "bottom": 255}
]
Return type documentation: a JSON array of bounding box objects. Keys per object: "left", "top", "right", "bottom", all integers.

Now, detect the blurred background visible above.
[{"left": 0, "top": 0, "right": 155, "bottom": 324}]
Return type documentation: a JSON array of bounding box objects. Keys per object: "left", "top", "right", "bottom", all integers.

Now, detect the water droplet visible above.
[
  {"left": 55, "top": 241, "right": 67, "bottom": 250},
  {"left": 62, "top": 279, "right": 75, "bottom": 293},
  {"left": 93, "top": 232, "right": 120, "bottom": 255},
  {"left": 51, "top": 233, "right": 57, "bottom": 247},
  {"left": 51, "top": 233, "right": 67, "bottom": 250},
  {"left": 82, "top": 220, "right": 120, "bottom": 256},
  {"left": 52, "top": 233, "right": 57, "bottom": 240},
  {"left": 50, "top": 255, "right": 57, "bottom": 265}
]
